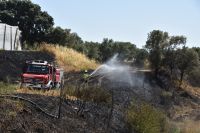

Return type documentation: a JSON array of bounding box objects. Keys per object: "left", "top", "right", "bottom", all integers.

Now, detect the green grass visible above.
[
  {"left": 127, "top": 101, "right": 166, "bottom": 133},
  {"left": 0, "top": 82, "right": 16, "bottom": 94},
  {"left": 64, "top": 83, "right": 112, "bottom": 105}
]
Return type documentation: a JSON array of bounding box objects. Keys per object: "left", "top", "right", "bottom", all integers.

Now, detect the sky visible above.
[{"left": 32, "top": 0, "right": 200, "bottom": 48}]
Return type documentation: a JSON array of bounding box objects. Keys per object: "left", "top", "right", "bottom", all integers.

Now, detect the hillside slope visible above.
[{"left": 38, "top": 44, "right": 98, "bottom": 71}]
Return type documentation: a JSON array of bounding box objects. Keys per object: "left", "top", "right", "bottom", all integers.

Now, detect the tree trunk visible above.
[
  {"left": 179, "top": 70, "right": 184, "bottom": 87},
  {"left": 155, "top": 68, "right": 158, "bottom": 79}
]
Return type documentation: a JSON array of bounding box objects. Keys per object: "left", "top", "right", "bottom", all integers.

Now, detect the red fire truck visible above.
[{"left": 20, "top": 60, "right": 64, "bottom": 89}]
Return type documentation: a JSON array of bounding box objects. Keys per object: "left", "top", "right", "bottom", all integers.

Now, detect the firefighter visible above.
[
  {"left": 83, "top": 70, "right": 90, "bottom": 82},
  {"left": 83, "top": 70, "right": 89, "bottom": 79}
]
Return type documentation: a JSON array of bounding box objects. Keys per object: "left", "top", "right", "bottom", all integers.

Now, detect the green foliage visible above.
[
  {"left": 135, "top": 49, "right": 148, "bottom": 66},
  {"left": 0, "top": 0, "right": 54, "bottom": 45},
  {"left": 145, "top": 30, "right": 169, "bottom": 50},
  {"left": 145, "top": 30, "right": 169, "bottom": 76},
  {"left": 46, "top": 27, "right": 69, "bottom": 45},
  {"left": 98, "top": 38, "right": 115, "bottom": 61},
  {"left": 149, "top": 49, "right": 162, "bottom": 75},
  {"left": 64, "top": 84, "right": 111, "bottom": 104},
  {"left": 145, "top": 30, "right": 189, "bottom": 79},
  {"left": 176, "top": 47, "right": 199, "bottom": 85},
  {"left": 144, "top": 30, "right": 200, "bottom": 87},
  {"left": 70, "top": 38, "right": 138, "bottom": 63},
  {"left": 80, "top": 41, "right": 100, "bottom": 60},
  {"left": 46, "top": 27, "right": 83, "bottom": 47},
  {"left": 188, "top": 66, "right": 200, "bottom": 87},
  {"left": 169, "top": 36, "right": 186, "bottom": 46},
  {"left": 78, "top": 86, "right": 111, "bottom": 104},
  {"left": 163, "top": 36, "right": 186, "bottom": 74},
  {"left": 192, "top": 47, "right": 200, "bottom": 58},
  {"left": 127, "top": 101, "right": 166, "bottom": 133}
]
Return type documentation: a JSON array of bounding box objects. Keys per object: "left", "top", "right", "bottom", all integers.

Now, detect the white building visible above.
[{"left": 0, "top": 23, "right": 22, "bottom": 50}]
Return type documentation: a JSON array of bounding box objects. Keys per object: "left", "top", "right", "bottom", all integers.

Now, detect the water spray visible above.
[{"left": 87, "top": 54, "right": 133, "bottom": 86}]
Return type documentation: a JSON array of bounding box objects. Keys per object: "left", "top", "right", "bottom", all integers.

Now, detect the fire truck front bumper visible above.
[{"left": 22, "top": 81, "right": 52, "bottom": 89}]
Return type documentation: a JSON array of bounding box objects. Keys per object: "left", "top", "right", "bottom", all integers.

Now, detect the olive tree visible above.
[
  {"left": 145, "top": 30, "right": 169, "bottom": 77},
  {"left": 176, "top": 47, "right": 199, "bottom": 86}
]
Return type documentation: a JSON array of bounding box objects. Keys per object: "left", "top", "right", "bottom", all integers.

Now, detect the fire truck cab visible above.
[{"left": 20, "top": 60, "right": 64, "bottom": 89}]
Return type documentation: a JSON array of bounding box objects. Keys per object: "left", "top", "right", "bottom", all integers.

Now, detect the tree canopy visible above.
[
  {"left": 176, "top": 47, "right": 199, "bottom": 85},
  {"left": 145, "top": 30, "right": 169, "bottom": 76},
  {"left": 46, "top": 27, "right": 83, "bottom": 47},
  {"left": 0, "top": 0, "right": 54, "bottom": 45}
]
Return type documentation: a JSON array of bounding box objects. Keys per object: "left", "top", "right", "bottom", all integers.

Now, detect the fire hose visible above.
[{"left": 0, "top": 94, "right": 60, "bottom": 119}]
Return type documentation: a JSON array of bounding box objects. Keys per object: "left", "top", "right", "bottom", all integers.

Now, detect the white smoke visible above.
[
  {"left": 89, "top": 54, "right": 155, "bottom": 101},
  {"left": 90, "top": 54, "right": 134, "bottom": 87}
]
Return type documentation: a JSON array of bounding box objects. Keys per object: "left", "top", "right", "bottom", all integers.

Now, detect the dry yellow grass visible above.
[
  {"left": 16, "top": 88, "right": 79, "bottom": 101},
  {"left": 179, "top": 120, "right": 200, "bottom": 133},
  {"left": 166, "top": 81, "right": 200, "bottom": 133},
  {"left": 168, "top": 120, "right": 200, "bottom": 133},
  {"left": 173, "top": 80, "right": 200, "bottom": 99},
  {"left": 16, "top": 88, "right": 60, "bottom": 97},
  {"left": 38, "top": 44, "right": 98, "bottom": 71},
  {"left": 181, "top": 82, "right": 200, "bottom": 98}
]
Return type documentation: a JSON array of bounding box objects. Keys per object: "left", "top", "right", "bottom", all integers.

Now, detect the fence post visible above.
[
  {"left": 3, "top": 24, "right": 6, "bottom": 50},
  {"left": 10, "top": 26, "right": 12, "bottom": 50}
]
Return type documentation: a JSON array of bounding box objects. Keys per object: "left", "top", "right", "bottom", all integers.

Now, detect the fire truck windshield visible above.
[{"left": 26, "top": 64, "right": 49, "bottom": 74}]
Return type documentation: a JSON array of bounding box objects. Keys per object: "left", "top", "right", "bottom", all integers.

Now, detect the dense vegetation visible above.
[
  {"left": 145, "top": 30, "right": 200, "bottom": 86},
  {"left": 127, "top": 101, "right": 166, "bottom": 133}
]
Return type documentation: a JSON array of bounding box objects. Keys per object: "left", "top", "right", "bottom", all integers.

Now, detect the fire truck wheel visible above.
[
  {"left": 49, "top": 82, "right": 53, "bottom": 90},
  {"left": 55, "top": 83, "right": 60, "bottom": 89}
]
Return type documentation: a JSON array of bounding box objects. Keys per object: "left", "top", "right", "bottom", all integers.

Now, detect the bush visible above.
[
  {"left": 64, "top": 84, "right": 111, "bottom": 105},
  {"left": 160, "top": 91, "right": 173, "bottom": 106},
  {"left": 127, "top": 101, "right": 166, "bottom": 133},
  {"left": 188, "top": 67, "right": 200, "bottom": 87}
]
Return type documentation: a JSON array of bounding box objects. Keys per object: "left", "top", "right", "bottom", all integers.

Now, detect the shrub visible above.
[
  {"left": 188, "top": 67, "right": 200, "bottom": 87},
  {"left": 127, "top": 101, "right": 166, "bottom": 133},
  {"left": 64, "top": 84, "right": 111, "bottom": 105},
  {"left": 160, "top": 91, "right": 173, "bottom": 106}
]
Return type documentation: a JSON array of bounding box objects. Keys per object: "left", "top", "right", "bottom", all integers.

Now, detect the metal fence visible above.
[{"left": 0, "top": 23, "right": 22, "bottom": 50}]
